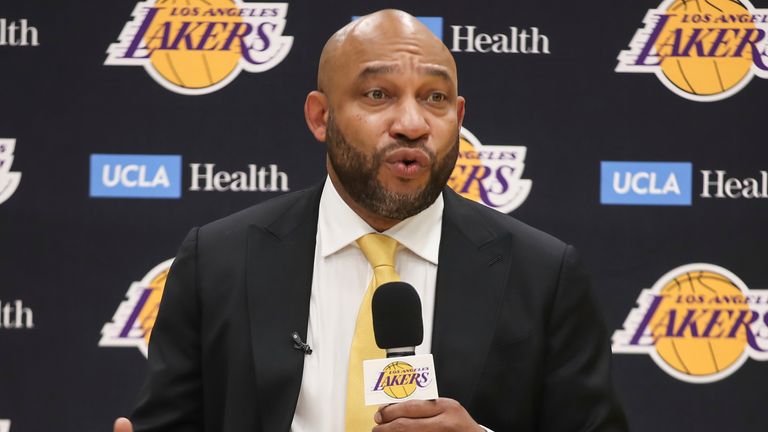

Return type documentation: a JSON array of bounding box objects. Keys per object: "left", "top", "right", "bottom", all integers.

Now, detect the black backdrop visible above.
[{"left": 2, "top": 0, "right": 767, "bottom": 431}]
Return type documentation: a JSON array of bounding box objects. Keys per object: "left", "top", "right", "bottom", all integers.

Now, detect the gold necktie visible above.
[{"left": 345, "top": 233, "right": 400, "bottom": 431}]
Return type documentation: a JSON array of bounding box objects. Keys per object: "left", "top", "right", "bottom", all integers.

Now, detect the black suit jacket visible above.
[{"left": 132, "top": 183, "right": 628, "bottom": 431}]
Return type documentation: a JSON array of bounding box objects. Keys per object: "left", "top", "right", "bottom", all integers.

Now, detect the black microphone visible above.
[
  {"left": 291, "top": 331, "right": 312, "bottom": 355},
  {"left": 372, "top": 281, "right": 424, "bottom": 358}
]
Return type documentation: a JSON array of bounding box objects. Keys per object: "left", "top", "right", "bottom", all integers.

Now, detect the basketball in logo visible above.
[
  {"left": 145, "top": 0, "right": 242, "bottom": 90},
  {"left": 649, "top": 270, "right": 749, "bottom": 377},
  {"left": 137, "top": 264, "right": 169, "bottom": 345},
  {"left": 658, "top": 0, "right": 755, "bottom": 96},
  {"left": 381, "top": 361, "right": 418, "bottom": 399},
  {"left": 99, "top": 259, "right": 174, "bottom": 357}
]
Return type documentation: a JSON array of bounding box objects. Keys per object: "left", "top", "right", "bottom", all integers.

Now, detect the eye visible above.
[
  {"left": 427, "top": 92, "right": 447, "bottom": 103},
  {"left": 365, "top": 89, "right": 387, "bottom": 100}
]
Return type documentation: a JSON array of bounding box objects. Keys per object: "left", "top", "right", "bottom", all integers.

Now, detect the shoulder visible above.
[
  {"left": 196, "top": 182, "right": 323, "bottom": 243},
  {"left": 442, "top": 187, "right": 567, "bottom": 258}
]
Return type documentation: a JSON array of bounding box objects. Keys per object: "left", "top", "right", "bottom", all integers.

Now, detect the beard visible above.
[{"left": 326, "top": 111, "right": 459, "bottom": 221}]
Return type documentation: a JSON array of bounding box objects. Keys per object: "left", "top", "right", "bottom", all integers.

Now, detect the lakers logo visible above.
[
  {"left": 371, "top": 361, "right": 431, "bottom": 399},
  {"left": 105, "top": 1, "right": 293, "bottom": 95},
  {"left": 448, "top": 127, "right": 531, "bottom": 214},
  {"left": 613, "top": 264, "right": 768, "bottom": 383},
  {"left": 616, "top": 0, "right": 768, "bottom": 101},
  {"left": 0, "top": 138, "right": 21, "bottom": 205},
  {"left": 99, "top": 259, "right": 173, "bottom": 357}
]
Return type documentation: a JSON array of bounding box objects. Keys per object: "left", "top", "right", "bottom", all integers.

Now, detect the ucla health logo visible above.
[
  {"left": 100, "top": 259, "right": 173, "bottom": 357},
  {"left": 0, "top": 138, "right": 21, "bottom": 205},
  {"left": 90, "top": 154, "right": 182, "bottom": 199},
  {"left": 0, "top": 299, "right": 34, "bottom": 329},
  {"left": 613, "top": 264, "right": 768, "bottom": 383},
  {"left": 106, "top": 1, "right": 293, "bottom": 95},
  {"left": 617, "top": 0, "right": 768, "bottom": 101},
  {"left": 447, "top": 127, "right": 531, "bottom": 213},
  {"left": 0, "top": 18, "right": 40, "bottom": 46},
  {"left": 601, "top": 161, "right": 692, "bottom": 206},
  {"left": 352, "top": 16, "right": 551, "bottom": 55}
]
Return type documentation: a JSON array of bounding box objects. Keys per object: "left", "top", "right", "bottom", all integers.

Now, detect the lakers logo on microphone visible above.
[
  {"left": 364, "top": 355, "right": 438, "bottom": 405},
  {"left": 372, "top": 361, "right": 430, "bottom": 399},
  {"left": 99, "top": 259, "right": 173, "bottom": 357},
  {"left": 105, "top": 0, "right": 293, "bottom": 95},
  {"left": 613, "top": 263, "right": 768, "bottom": 383},
  {"left": 616, "top": 0, "right": 768, "bottom": 101}
]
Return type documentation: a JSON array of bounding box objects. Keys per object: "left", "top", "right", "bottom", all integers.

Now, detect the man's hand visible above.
[
  {"left": 113, "top": 417, "right": 133, "bottom": 432},
  {"left": 373, "top": 398, "right": 484, "bottom": 431}
]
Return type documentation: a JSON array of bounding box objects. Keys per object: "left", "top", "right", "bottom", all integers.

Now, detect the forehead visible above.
[{"left": 335, "top": 21, "right": 456, "bottom": 82}]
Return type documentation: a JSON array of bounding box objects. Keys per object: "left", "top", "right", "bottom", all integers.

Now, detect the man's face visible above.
[
  {"left": 326, "top": 109, "right": 458, "bottom": 220},
  {"left": 322, "top": 21, "right": 465, "bottom": 220}
]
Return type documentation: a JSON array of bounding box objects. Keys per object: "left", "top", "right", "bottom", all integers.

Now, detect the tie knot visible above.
[{"left": 357, "top": 233, "right": 399, "bottom": 269}]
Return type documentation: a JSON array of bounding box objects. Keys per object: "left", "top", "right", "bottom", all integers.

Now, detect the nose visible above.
[{"left": 389, "top": 97, "right": 429, "bottom": 143}]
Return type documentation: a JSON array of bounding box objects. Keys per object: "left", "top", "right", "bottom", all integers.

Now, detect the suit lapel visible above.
[
  {"left": 432, "top": 189, "right": 513, "bottom": 406},
  {"left": 246, "top": 185, "right": 322, "bottom": 432}
]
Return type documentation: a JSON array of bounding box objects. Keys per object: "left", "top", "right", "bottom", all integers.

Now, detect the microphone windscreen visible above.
[{"left": 372, "top": 281, "right": 424, "bottom": 349}]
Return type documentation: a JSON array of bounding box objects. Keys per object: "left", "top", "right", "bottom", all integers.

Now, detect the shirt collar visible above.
[{"left": 318, "top": 177, "right": 443, "bottom": 265}]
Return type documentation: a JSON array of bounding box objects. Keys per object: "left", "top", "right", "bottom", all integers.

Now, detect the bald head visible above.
[{"left": 317, "top": 9, "right": 457, "bottom": 98}]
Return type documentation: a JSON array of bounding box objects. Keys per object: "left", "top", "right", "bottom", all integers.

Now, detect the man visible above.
[{"left": 115, "top": 9, "right": 627, "bottom": 432}]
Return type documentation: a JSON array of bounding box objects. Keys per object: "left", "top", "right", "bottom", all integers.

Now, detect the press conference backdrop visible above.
[{"left": 1, "top": 0, "right": 767, "bottom": 430}]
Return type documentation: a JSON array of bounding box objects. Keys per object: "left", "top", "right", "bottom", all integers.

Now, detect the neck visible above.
[{"left": 326, "top": 158, "right": 401, "bottom": 232}]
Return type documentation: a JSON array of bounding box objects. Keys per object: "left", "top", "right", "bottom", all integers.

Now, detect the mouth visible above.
[{"left": 383, "top": 148, "right": 431, "bottom": 179}]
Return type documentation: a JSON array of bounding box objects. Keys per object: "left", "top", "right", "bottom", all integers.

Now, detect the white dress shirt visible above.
[{"left": 290, "top": 177, "right": 442, "bottom": 432}]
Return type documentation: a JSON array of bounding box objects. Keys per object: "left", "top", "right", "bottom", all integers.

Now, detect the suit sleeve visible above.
[
  {"left": 131, "top": 228, "right": 204, "bottom": 432},
  {"left": 539, "top": 245, "right": 628, "bottom": 432}
]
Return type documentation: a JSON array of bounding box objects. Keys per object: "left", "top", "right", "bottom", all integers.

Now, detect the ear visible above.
[
  {"left": 456, "top": 96, "right": 466, "bottom": 130},
  {"left": 304, "top": 91, "right": 329, "bottom": 142}
]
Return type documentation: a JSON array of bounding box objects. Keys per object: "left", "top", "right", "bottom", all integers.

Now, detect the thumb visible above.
[{"left": 113, "top": 417, "right": 133, "bottom": 432}]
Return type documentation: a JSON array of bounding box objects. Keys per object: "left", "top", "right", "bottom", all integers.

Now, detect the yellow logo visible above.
[
  {"left": 613, "top": 264, "right": 768, "bottom": 383},
  {"left": 105, "top": 0, "right": 293, "bottom": 95},
  {"left": 99, "top": 259, "right": 173, "bottom": 357},
  {"left": 616, "top": 0, "right": 768, "bottom": 101}
]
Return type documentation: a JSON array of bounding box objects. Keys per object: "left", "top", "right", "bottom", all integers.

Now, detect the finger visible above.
[
  {"left": 373, "top": 415, "right": 439, "bottom": 432},
  {"left": 113, "top": 417, "right": 133, "bottom": 432},
  {"left": 376, "top": 399, "right": 442, "bottom": 424}
]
